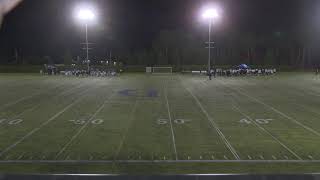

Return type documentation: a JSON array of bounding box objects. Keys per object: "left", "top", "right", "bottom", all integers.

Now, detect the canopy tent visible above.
[{"left": 238, "top": 64, "right": 250, "bottom": 69}]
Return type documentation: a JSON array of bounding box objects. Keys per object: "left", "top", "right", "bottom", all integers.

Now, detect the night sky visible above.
[{"left": 0, "top": 0, "right": 319, "bottom": 58}]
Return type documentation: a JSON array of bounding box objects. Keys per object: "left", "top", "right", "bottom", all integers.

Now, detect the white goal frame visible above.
[{"left": 151, "top": 67, "right": 173, "bottom": 74}]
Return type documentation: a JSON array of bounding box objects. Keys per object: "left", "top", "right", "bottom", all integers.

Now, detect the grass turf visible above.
[{"left": 0, "top": 72, "right": 320, "bottom": 174}]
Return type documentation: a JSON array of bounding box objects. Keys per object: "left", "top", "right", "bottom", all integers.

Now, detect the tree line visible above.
[
  {"left": 2, "top": 29, "right": 320, "bottom": 69},
  {"left": 125, "top": 30, "right": 320, "bottom": 69}
]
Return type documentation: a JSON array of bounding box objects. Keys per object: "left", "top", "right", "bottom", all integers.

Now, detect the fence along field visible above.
[{"left": 0, "top": 73, "right": 319, "bottom": 170}]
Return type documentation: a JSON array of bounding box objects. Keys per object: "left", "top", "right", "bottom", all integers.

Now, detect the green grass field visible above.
[{"left": 0, "top": 72, "right": 320, "bottom": 174}]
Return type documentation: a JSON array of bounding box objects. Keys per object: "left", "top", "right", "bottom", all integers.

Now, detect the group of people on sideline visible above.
[
  {"left": 40, "top": 64, "right": 119, "bottom": 77},
  {"left": 208, "top": 68, "right": 277, "bottom": 80},
  {"left": 62, "top": 69, "right": 118, "bottom": 77}
]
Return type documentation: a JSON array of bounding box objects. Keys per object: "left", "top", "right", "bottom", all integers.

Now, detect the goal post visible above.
[{"left": 149, "top": 67, "right": 173, "bottom": 74}]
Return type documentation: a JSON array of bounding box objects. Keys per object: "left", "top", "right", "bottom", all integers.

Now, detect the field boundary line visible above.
[
  {"left": 113, "top": 100, "right": 139, "bottom": 160},
  {"left": 218, "top": 80, "right": 320, "bottom": 137},
  {"left": 0, "top": 87, "right": 95, "bottom": 158},
  {"left": 1, "top": 160, "right": 320, "bottom": 163},
  {"left": 55, "top": 93, "right": 116, "bottom": 159},
  {"left": 164, "top": 84, "right": 178, "bottom": 160},
  {"left": 178, "top": 76, "right": 240, "bottom": 160},
  {"left": 232, "top": 104, "right": 302, "bottom": 160}
]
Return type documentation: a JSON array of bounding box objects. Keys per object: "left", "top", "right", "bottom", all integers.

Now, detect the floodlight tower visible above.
[
  {"left": 202, "top": 8, "right": 219, "bottom": 73},
  {"left": 76, "top": 7, "right": 96, "bottom": 72}
]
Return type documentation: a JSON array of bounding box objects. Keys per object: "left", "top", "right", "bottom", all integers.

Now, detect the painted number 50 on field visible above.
[
  {"left": 69, "top": 119, "right": 104, "bottom": 125},
  {"left": 157, "top": 119, "right": 192, "bottom": 125},
  {"left": 0, "top": 119, "right": 23, "bottom": 125},
  {"left": 239, "top": 118, "right": 273, "bottom": 125}
]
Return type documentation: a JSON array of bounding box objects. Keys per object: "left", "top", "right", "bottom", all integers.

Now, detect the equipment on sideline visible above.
[{"left": 146, "top": 67, "right": 173, "bottom": 74}]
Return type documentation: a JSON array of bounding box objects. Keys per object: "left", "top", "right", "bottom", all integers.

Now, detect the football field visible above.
[{"left": 0, "top": 73, "right": 320, "bottom": 174}]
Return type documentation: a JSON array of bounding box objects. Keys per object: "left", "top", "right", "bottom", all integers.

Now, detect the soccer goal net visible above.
[{"left": 148, "top": 67, "right": 173, "bottom": 74}]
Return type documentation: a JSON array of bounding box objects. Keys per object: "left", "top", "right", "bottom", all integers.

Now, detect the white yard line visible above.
[
  {"left": 5, "top": 155, "right": 11, "bottom": 160},
  {"left": 0, "top": 94, "right": 39, "bottom": 110},
  {"left": 0, "top": 80, "right": 84, "bottom": 120},
  {"left": 164, "top": 85, "right": 178, "bottom": 160},
  {"left": 297, "top": 88, "right": 320, "bottom": 97},
  {"left": 7, "top": 80, "right": 91, "bottom": 121},
  {"left": 0, "top": 88, "right": 93, "bottom": 158},
  {"left": 232, "top": 104, "right": 302, "bottom": 160},
  {"left": 219, "top": 80, "right": 320, "bottom": 137},
  {"left": 10, "top": 105, "right": 39, "bottom": 120},
  {"left": 178, "top": 76, "right": 240, "bottom": 160},
  {"left": 0, "top": 81, "right": 68, "bottom": 111},
  {"left": 17, "top": 153, "right": 25, "bottom": 160},
  {"left": 284, "top": 156, "right": 289, "bottom": 160},
  {"left": 55, "top": 93, "right": 116, "bottom": 159},
  {"left": 294, "top": 103, "right": 320, "bottom": 117},
  {"left": 272, "top": 155, "right": 277, "bottom": 160},
  {"left": 55, "top": 82, "right": 85, "bottom": 98},
  {"left": 113, "top": 100, "right": 139, "bottom": 160}
]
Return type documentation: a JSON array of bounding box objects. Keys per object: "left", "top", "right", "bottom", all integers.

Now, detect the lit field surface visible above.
[{"left": 0, "top": 73, "right": 320, "bottom": 174}]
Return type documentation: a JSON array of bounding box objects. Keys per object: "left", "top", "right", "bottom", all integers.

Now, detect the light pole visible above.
[
  {"left": 76, "top": 8, "right": 96, "bottom": 72},
  {"left": 202, "top": 8, "right": 219, "bottom": 73},
  {"left": 85, "top": 23, "right": 89, "bottom": 71}
]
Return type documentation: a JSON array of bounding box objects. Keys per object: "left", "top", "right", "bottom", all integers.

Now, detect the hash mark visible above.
[
  {"left": 18, "top": 153, "right": 24, "bottom": 160},
  {"left": 5, "top": 155, "right": 11, "bottom": 160}
]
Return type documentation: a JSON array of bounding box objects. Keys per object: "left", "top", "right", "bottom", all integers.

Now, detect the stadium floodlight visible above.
[
  {"left": 202, "top": 9, "right": 219, "bottom": 19},
  {"left": 75, "top": 6, "right": 96, "bottom": 72},
  {"left": 77, "top": 9, "right": 95, "bottom": 22},
  {"left": 202, "top": 7, "right": 220, "bottom": 74}
]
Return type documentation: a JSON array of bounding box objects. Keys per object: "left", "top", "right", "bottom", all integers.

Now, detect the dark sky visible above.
[{"left": 0, "top": 0, "right": 318, "bottom": 58}]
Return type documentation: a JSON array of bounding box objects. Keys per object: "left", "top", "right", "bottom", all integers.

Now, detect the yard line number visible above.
[
  {"left": 0, "top": 119, "right": 23, "bottom": 125},
  {"left": 157, "top": 119, "right": 192, "bottom": 125},
  {"left": 239, "top": 118, "right": 273, "bottom": 125},
  {"left": 69, "top": 119, "right": 104, "bottom": 125}
]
